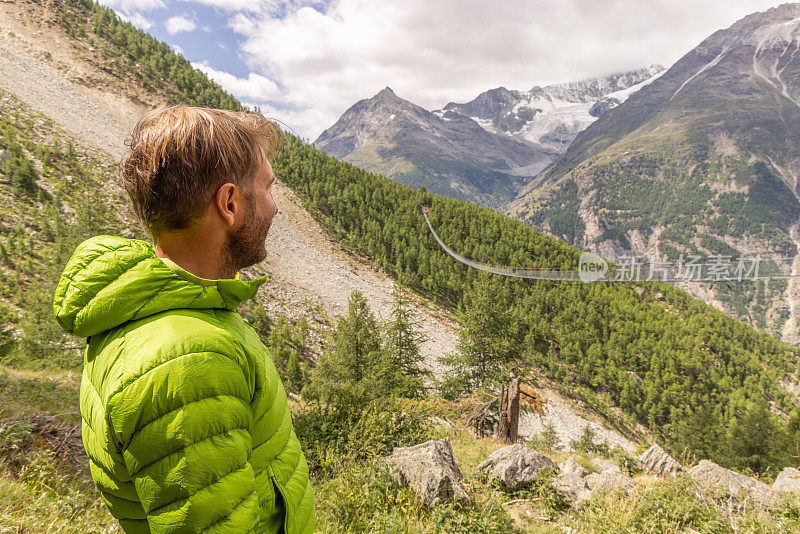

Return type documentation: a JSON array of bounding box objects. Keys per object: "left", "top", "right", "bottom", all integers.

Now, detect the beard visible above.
[{"left": 223, "top": 203, "right": 273, "bottom": 275}]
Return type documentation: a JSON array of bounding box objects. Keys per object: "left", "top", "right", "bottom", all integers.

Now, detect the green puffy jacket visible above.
[{"left": 53, "top": 235, "right": 315, "bottom": 534}]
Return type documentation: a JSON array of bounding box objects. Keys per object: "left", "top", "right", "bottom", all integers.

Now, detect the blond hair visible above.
[{"left": 120, "top": 104, "right": 280, "bottom": 239}]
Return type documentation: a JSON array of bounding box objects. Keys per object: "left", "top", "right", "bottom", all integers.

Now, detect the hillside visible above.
[
  {"left": 2, "top": 0, "right": 800, "bottom": 532},
  {"left": 0, "top": 0, "right": 465, "bottom": 369},
  {"left": 8, "top": 0, "right": 800, "bottom": 477},
  {"left": 507, "top": 3, "right": 800, "bottom": 343}
]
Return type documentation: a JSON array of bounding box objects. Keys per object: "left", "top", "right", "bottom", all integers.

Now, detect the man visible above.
[{"left": 53, "top": 105, "right": 315, "bottom": 533}]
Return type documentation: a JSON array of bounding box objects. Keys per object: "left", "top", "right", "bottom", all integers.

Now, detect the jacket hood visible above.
[{"left": 53, "top": 235, "right": 267, "bottom": 338}]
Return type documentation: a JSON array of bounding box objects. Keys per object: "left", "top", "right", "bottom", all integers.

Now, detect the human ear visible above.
[{"left": 215, "top": 183, "right": 240, "bottom": 227}]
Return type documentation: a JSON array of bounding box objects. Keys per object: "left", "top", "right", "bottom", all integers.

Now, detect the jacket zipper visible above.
[{"left": 268, "top": 464, "right": 291, "bottom": 533}]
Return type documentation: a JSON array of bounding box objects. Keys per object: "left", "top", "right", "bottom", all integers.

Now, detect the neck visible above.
[{"left": 154, "top": 222, "right": 235, "bottom": 280}]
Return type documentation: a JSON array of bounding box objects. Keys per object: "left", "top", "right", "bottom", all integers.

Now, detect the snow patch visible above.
[
  {"left": 671, "top": 48, "right": 728, "bottom": 102},
  {"left": 447, "top": 67, "right": 664, "bottom": 150},
  {"left": 471, "top": 116, "right": 498, "bottom": 134}
]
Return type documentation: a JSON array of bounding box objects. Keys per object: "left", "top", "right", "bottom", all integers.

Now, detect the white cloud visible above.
[
  {"left": 116, "top": 10, "right": 154, "bottom": 30},
  {"left": 178, "top": 0, "right": 325, "bottom": 14},
  {"left": 171, "top": 43, "right": 185, "bottom": 56},
  {"left": 192, "top": 61, "right": 283, "bottom": 101},
  {"left": 98, "top": 0, "right": 165, "bottom": 11},
  {"left": 226, "top": 0, "right": 783, "bottom": 140},
  {"left": 240, "top": 102, "right": 328, "bottom": 142},
  {"left": 177, "top": 0, "right": 266, "bottom": 12},
  {"left": 165, "top": 15, "right": 198, "bottom": 34},
  {"left": 97, "top": 0, "right": 162, "bottom": 31}
]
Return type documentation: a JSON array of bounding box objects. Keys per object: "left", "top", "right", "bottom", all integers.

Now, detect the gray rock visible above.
[
  {"left": 772, "top": 467, "right": 800, "bottom": 494},
  {"left": 476, "top": 443, "right": 557, "bottom": 489},
  {"left": 590, "top": 457, "right": 621, "bottom": 474},
  {"left": 639, "top": 444, "right": 682, "bottom": 477},
  {"left": 0, "top": 149, "right": 8, "bottom": 169},
  {"left": 386, "top": 438, "right": 471, "bottom": 506},
  {"left": 688, "top": 460, "right": 774, "bottom": 505},
  {"left": 559, "top": 457, "right": 589, "bottom": 477},
  {"left": 554, "top": 470, "right": 633, "bottom": 504},
  {"left": 589, "top": 96, "right": 621, "bottom": 118},
  {"left": 553, "top": 473, "right": 590, "bottom": 503},
  {"left": 585, "top": 471, "right": 635, "bottom": 494}
]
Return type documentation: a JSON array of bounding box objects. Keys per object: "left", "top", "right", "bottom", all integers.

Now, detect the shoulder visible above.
[
  {"left": 101, "top": 309, "right": 259, "bottom": 446},
  {"left": 117, "top": 308, "right": 258, "bottom": 385}
]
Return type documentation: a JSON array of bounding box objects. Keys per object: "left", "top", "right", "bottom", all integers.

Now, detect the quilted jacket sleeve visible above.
[{"left": 111, "top": 350, "right": 260, "bottom": 534}]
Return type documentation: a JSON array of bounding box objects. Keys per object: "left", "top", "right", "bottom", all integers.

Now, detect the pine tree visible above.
[
  {"left": 726, "top": 401, "right": 788, "bottom": 475},
  {"left": 439, "top": 274, "right": 522, "bottom": 394},
  {"left": 286, "top": 317, "right": 308, "bottom": 392},
  {"left": 539, "top": 422, "right": 560, "bottom": 452},
  {"left": 381, "top": 284, "right": 430, "bottom": 398},
  {"left": 304, "top": 290, "right": 383, "bottom": 409},
  {"left": 266, "top": 316, "right": 308, "bottom": 394},
  {"left": 267, "top": 317, "right": 293, "bottom": 380},
  {"left": 0, "top": 242, "right": 9, "bottom": 268},
  {"left": 10, "top": 157, "right": 38, "bottom": 198},
  {"left": 41, "top": 219, "right": 54, "bottom": 242}
]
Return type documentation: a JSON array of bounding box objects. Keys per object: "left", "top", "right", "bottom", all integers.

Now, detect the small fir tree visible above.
[{"left": 381, "top": 284, "right": 430, "bottom": 398}]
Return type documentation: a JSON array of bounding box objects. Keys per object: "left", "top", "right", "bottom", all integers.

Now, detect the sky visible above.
[{"left": 98, "top": 0, "right": 788, "bottom": 140}]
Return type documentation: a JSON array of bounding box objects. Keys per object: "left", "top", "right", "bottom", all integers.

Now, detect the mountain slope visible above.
[
  {"left": 508, "top": 3, "right": 800, "bottom": 342},
  {"left": 315, "top": 87, "right": 550, "bottom": 207},
  {"left": 0, "top": 0, "right": 462, "bottom": 371}
]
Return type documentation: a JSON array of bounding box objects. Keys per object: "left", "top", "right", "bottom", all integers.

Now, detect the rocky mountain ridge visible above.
[
  {"left": 314, "top": 67, "right": 662, "bottom": 207},
  {"left": 315, "top": 87, "right": 548, "bottom": 207},
  {"left": 441, "top": 65, "right": 664, "bottom": 155}
]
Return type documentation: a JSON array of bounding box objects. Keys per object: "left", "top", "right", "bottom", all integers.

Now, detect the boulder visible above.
[
  {"left": 386, "top": 438, "right": 471, "bottom": 506},
  {"left": 772, "top": 467, "right": 800, "bottom": 494},
  {"left": 590, "top": 457, "right": 621, "bottom": 474},
  {"left": 585, "top": 471, "right": 635, "bottom": 494},
  {"left": 553, "top": 473, "right": 590, "bottom": 503},
  {"left": 554, "top": 470, "right": 633, "bottom": 504},
  {"left": 639, "top": 444, "right": 682, "bottom": 477},
  {"left": 476, "top": 443, "right": 557, "bottom": 489},
  {"left": 559, "top": 457, "right": 589, "bottom": 477},
  {"left": 688, "top": 460, "right": 774, "bottom": 505}
]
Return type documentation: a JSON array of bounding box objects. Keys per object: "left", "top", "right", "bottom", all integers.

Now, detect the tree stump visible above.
[{"left": 496, "top": 377, "right": 520, "bottom": 443}]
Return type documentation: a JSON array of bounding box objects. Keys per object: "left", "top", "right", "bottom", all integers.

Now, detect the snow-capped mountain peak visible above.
[{"left": 440, "top": 65, "right": 665, "bottom": 153}]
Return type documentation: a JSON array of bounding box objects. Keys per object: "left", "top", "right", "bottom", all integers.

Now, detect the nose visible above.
[{"left": 269, "top": 191, "right": 279, "bottom": 216}]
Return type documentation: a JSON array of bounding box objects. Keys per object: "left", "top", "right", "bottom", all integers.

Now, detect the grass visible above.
[
  {"left": 2, "top": 379, "right": 800, "bottom": 533},
  {"left": 0, "top": 412, "right": 118, "bottom": 534},
  {"left": 567, "top": 476, "right": 800, "bottom": 533},
  {"left": 0, "top": 474, "right": 120, "bottom": 534},
  {"left": 0, "top": 366, "right": 80, "bottom": 423}
]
